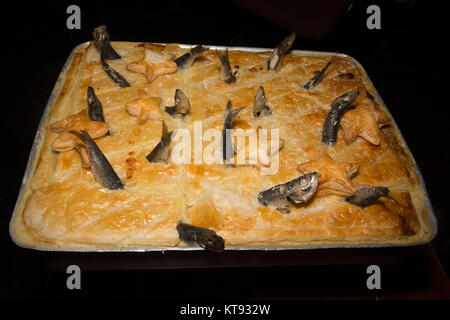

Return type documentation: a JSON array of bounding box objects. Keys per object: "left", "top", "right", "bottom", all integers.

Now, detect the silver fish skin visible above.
[
  {"left": 222, "top": 101, "right": 246, "bottom": 162},
  {"left": 69, "top": 130, "right": 124, "bottom": 190},
  {"left": 303, "top": 57, "right": 335, "bottom": 90},
  {"left": 285, "top": 172, "right": 320, "bottom": 203},
  {"left": 322, "top": 89, "right": 360, "bottom": 146},
  {"left": 216, "top": 49, "right": 237, "bottom": 84},
  {"left": 92, "top": 25, "right": 121, "bottom": 60},
  {"left": 100, "top": 57, "right": 131, "bottom": 88},
  {"left": 345, "top": 185, "right": 390, "bottom": 207},
  {"left": 266, "top": 32, "right": 296, "bottom": 71},
  {"left": 253, "top": 86, "right": 271, "bottom": 117},
  {"left": 174, "top": 45, "right": 208, "bottom": 70},
  {"left": 146, "top": 121, "right": 173, "bottom": 163},
  {"left": 257, "top": 183, "right": 290, "bottom": 213},
  {"left": 176, "top": 222, "right": 225, "bottom": 252},
  {"left": 164, "top": 89, "right": 191, "bottom": 117},
  {"left": 87, "top": 86, "right": 105, "bottom": 122},
  {"left": 257, "top": 172, "right": 320, "bottom": 213}
]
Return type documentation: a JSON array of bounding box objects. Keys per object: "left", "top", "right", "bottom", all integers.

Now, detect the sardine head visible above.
[
  {"left": 92, "top": 25, "right": 109, "bottom": 48},
  {"left": 286, "top": 172, "right": 320, "bottom": 204},
  {"left": 333, "top": 89, "right": 360, "bottom": 107},
  {"left": 345, "top": 185, "right": 390, "bottom": 207},
  {"left": 196, "top": 230, "right": 225, "bottom": 252},
  {"left": 87, "top": 86, "right": 95, "bottom": 104},
  {"left": 279, "top": 33, "right": 296, "bottom": 54},
  {"left": 174, "top": 89, "right": 191, "bottom": 114},
  {"left": 253, "top": 86, "right": 269, "bottom": 117},
  {"left": 378, "top": 186, "right": 390, "bottom": 197}
]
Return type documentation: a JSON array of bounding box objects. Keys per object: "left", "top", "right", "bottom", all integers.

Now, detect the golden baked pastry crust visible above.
[{"left": 10, "top": 41, "right": 435, "bottom": 250}]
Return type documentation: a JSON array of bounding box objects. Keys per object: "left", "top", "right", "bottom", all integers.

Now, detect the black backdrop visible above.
[{"left": 1, "top": 0, "right": 449, "bottom": 300}]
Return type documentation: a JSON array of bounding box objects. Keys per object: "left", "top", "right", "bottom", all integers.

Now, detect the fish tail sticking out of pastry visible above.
[
  {"left": 146, "top": 120, "right": 173, "bottom": 163},
  {"left": 253, "top": 86, "right": 272, "bottom": 117},
  {"left": 303, "top": 56, "right": 335, "bottom": 90},
  {"left": 92, "top": 25, "right": 121, "bottom": 60},
  {"left": 174, "top": 45, "right": 209, "bottom": 70},
  {"left": 345, "top": 185, "right": 391, "bottom": 207},
  {"left": 257, "top": 172, "right": 320, "bottom": 213},
  {"left": 164, "top": 89, "right": 191, "bottom": 118},
  {"left": 176, "top": 222, "right": 225, "bottom": 252},
  {"left": 93, "top": 25, "right": 131, "bottom": 88},
  {"left": 322, "top": 89, "right": 360, "bottom": 146},
  {"left": 266, "top": 32, "right": 296, "bottom": 71},
  {"left": 69, "top": 130, "right": 124, "bottom": 190},
  {"left": 222, "top": 101, "right": 246, "bottom": 162},
  {"left": 216, "top": 49, "right": 238, "bottom": 84}
]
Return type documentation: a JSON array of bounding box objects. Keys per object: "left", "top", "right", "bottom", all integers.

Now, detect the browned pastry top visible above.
[{"left": 10, "top": 41, "right": 434, "bottom": 250}]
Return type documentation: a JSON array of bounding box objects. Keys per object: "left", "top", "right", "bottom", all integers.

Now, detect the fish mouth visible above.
[
  {"left": 197, "top": 234, "right": 225, "bottom": 253},
  {"left": 288, "top": 172, "right": 320, "bottom": 204},
  {"left": 302, "top": 173, "right": 320, "bottom": 202},
  {"left": 308, "top": 173, "right": 320, "bottom": 190},
  {"left": 339, "top": 89, "right": 360, "bottom": 105}
]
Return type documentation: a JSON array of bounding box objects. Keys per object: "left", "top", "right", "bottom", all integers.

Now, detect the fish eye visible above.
[
  {"left": 301, "top": 186, "right": 311, "bottom": 192},
  {"left": 207, "top": 236, "right": 217, "bottom": 244}
]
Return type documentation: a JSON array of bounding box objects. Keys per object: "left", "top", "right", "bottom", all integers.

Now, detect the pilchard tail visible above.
[
  {"left": 216, "top": 49, "right": 237, "bottom": 84},
  {"left": 216, "top": 49, "right": 229, "bottom": 66},
  {"left": 224, "top": 101, "right": 246, "bottom": 126}
]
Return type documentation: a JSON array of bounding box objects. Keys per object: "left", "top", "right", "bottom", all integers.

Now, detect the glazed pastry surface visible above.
[{"left": 10, "top": 41, "right": 434, "bottom": 250}]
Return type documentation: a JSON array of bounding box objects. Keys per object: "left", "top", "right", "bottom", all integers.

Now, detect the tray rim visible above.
[{"left": 9, "top": 41, "right": 438, "bottom": 252}]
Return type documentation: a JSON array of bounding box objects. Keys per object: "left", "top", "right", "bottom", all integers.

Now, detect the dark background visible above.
[{"left": 1, "top": 0, "right": 449, "bottom": 300}]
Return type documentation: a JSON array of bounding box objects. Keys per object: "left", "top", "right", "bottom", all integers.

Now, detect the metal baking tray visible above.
[{"left": 10, "top": 41, "right": 438, "bottom": 253}]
